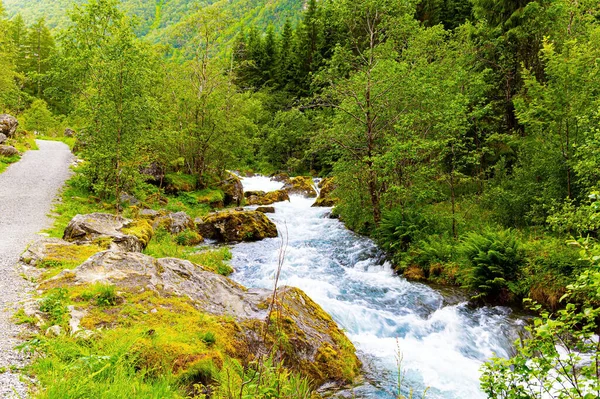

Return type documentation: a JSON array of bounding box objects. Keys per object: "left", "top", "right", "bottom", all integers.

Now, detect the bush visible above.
[
  {"left": 39, "top": 288, "right": 69, "bottom": 325},
  {"left": 459, "top": 229, "right": 523, "bottom": 301},
  {"left": 377, "top": 207, "right": 440, "bottom": 254},
  {"left": 412, "top": 234, "right": 455, "bottom": 272}
]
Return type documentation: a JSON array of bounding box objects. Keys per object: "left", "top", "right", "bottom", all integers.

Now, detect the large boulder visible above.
[
  {"left": 0, "top": 133, "right": 7, "bottom": 144},
  {"left": 63, "top": 213, "right": 153, "bottom": 252},
  {"left": 216, "top": 173, "right": 243, "bottom": 206},
  {"left": 195, "top": 210, "right": 277, "bottom": 242},
  {"left": 245, "top": 190, "right": 290, "bottom": 206},
  {"left": 0, "top": 145, "right": 18, "bottom": 157},
  {"left": 283, "top": 176, "right": 317, "bottom": 198},
  {"left": 312, "top": 177, "right": 338, "bottom": 207},
  {"left": 0, "top": 114, "right": 18, "bottom": 138},
  {"left": 48, "top": 251, "right": 361, "bottom": 387},
  {"left": 153, "top": 211, "right": 195, "bottom": 235}
]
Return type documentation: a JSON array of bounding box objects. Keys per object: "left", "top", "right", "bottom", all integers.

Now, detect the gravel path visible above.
[{"left": 0, "top": 140, "right": 72, "bottom": 398}]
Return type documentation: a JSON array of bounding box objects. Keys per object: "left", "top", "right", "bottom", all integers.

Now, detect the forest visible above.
[{"left": 1, "top": 0, "right": 599, "bottom": 398}]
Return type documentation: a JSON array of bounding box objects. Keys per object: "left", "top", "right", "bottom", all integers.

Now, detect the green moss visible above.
[
  {"left": 195, "top": 189, "right": 224, "bottom": 205},
  {"left": 122, "top": 219, "right": 154, "bottom": 247},
  {"left": 37, "top": 243, "right": 103, "bottom": 279},
  {"left": 165, "top": 173, "right": 197, "bottom": 192},
  {"left": 174, "top": 229, "right": 203, "bottom": 246}
]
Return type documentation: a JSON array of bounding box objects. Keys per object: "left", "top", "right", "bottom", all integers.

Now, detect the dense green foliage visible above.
[{"left": 2, "top": 0, "right": 600, "bottom": 397}]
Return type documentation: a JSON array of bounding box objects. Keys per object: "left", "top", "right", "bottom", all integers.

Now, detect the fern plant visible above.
[{"left": 459, "top": 229, "right": 523, "bottom": 301}]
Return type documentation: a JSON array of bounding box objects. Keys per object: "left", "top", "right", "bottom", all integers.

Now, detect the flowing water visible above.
[{"left": 229, "top": 176, "right": 521, "bottom": 399}]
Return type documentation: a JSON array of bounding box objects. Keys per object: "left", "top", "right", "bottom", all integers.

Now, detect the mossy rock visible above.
[
  {"left": 216, "top": 173, "right": 243, "bottom": 206},
  {"left": 63, "top": 213, "right": 151, "bottom": 252},
  {"left": 21, "top": 238, "right": 102, "bottom": 270},
  {"left": 196, "top": 210, "right": 277, "bottom": 242},
  {"left": 270, "top": 173, "right": 290, "bottom": 183},
  {"left": 164, "top": 173, "right": 197, "bottom": 193},
  {"left": 246, "top": 190, "right": 290, "bottom": 206},
  {"left": 153, "top": 211, "right": 195, "bottom": 235},
  {"left": 45, "top": 251, "right": 361, "bottom": 390},
  {"left": 239, "top": 287, "right": 361, "bottom": 388},
  {"left": 312, "top": 177, "right": 338, "bottom": 207},
  {"left": 284, "top": 176, "right": 317, "bottom": 198},
  {"left": 121, "top": 219, "right": 154, "bottom": 247}
]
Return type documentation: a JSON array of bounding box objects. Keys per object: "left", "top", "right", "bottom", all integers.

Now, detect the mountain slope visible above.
[{"left": 4, "top": 0, "right": 304, "bottom": 40}]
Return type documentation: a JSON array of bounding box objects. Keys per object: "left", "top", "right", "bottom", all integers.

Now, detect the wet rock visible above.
[
  {"left": 0, "top": 114, "right": 18, "bottom": 137},
  {"left": 0, "top": 145, "right": 19, "bottom": 157},
  {"left": 195, "top": 210, "right": 277, "bottom": 242},
  {"left": 0, "top": 133, "right": 6, "bottom": 144},
  {"left": 50, "top": 250, "right": 361, "bottom": 387},
  {"left": 270, "top": 173, "right": 290, "bottom": 183},
  {"left": 256, "top": 206, "right": 275, "bottom": 214},
  {"left": 312, "top": 177, "right": 337, "bottom": 207},
  {"left": 245, "top": 190, "right": 290, "bottom": 205},
  {"left": 244, "top": 190, "right": 265, "bottom": 198},
  {"left": 284, "top": 176, "right": 317, "bottom": 198},
  {"left": 153, "top": 211, "right": 195, "bottom": 235},
  {"left": 63, "top": 213, "right": 152, "bottom": 252},
  {"left": 216, "top": 173, "right": 243, "bottom": 206},
  {"left": 64, "top": 128, "right": 76, "bottom": 137}
]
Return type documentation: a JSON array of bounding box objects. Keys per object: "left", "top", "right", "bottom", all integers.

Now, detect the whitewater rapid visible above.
[{"left": 229, "top": 176, "right": 519, "bottom": 399}]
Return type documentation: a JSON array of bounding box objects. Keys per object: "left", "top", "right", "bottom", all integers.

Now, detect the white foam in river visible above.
[{"left": 229, "top": 175, "right": 519, "bottom": 399}]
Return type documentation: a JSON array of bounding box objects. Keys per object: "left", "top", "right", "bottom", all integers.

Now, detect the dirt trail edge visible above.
[{"left": 0, "top": 140, "right": 73, "bottom": 398}]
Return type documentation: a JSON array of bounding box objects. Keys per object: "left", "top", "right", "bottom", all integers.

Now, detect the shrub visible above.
[
  {"left": 377, "top": 207, "right": 439, "bottom": 254},
  {"left": 459, "top": 229, "right": 523, "bottom": 301},
  {"left": 39, "top": 288, "right": 69, "bottom": 325},
  {"left": 81, "top": 284, "right": 119, "bottom": 307}
]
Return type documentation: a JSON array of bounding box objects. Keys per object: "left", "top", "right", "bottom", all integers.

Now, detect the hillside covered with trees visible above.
[{"left": 1, "top": 0, "right": 600, "bottom": 398}]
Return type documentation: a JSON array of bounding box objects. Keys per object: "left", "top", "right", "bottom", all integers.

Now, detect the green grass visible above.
[
  {"left": 144, "top": 227, "right": 234, "bottom": 276},
  {"left": 0, "top": 154, "right": 20, "bottom": 173},
  {"left": 44, "top": 176, "right": 110, "bottom": 238},
  {"left": 0, "top": 131, "right": 39, "bottom": 174}
]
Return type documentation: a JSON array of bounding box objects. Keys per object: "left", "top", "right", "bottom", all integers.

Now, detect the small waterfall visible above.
[{"left": 230, "top": 176, "right": 520, "bottom": 399}]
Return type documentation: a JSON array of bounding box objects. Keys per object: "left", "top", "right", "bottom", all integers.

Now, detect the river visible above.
[{"left": 229, "top": 175, "right": 520, "bottom": 399}]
